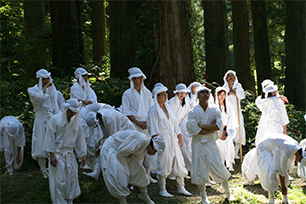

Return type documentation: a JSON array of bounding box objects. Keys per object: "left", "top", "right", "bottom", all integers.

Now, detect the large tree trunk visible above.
[
  {"left": 24, "top": 0, "right": 45, "bottom": 78},
  {"left": 251, "top": 0, "right": 271, "bottom": 94},
  {"left": 109, "top": 1, "right": 141, "bottom": 78},
  {"left": 231, "top": 0, "right": 255, "bottom": 92},
  {"left": 203, "top": 0, "right": 230, "bottom": 86},
  {"left": 285, "top": 0, "right": 306, "bottom": 110},
  {"left": 49, "top": 0, "right": 84, "bottom": 78},
  {"left": 92, "top": 0, "right": 106, "bottom": 65},
  {"left": 152, "top": 0, "right": 194, "bottom": 93}
]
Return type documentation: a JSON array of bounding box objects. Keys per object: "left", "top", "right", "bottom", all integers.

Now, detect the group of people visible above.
[{"left": 1, "top": 67, "right": 305, "bottom": 204}]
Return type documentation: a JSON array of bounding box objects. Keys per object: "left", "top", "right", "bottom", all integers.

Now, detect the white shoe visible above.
[
  {"left": 200, "top": 192, "right": 210, "bottom": 204},
  {"left": 177, "top": 185, "right": 192, "bottom": 196},
  {"left": 150, "top": 176, "right": 157, "bottom": 184},
  {"left": 282, "top": 195, "right": 291, "bottom": 204},
  {"left": 168, "top": 176, "right": 176, "bottom": 180},
  {"left": 8, "top": 171, "right": 14, "bottom": 176},
  {"left": 42, "top": 171, "right": 48, "bottom": 179},
  {"left": 138, "top": 193, "right": 155, "bottom": 204},
  {"left": 80, "top": 163, "right": 92, "bottom": 170},
  {"left": 288, "top": 175, "right": 294, "bottom": 181},
  {"left": 184, "top": 175, "right": 191, "bottom": 179},
  {"left": 226, "top": 193, "right": 236, "bottom": 201},
  {"left": 83, "top": 171, "right": 99, "bottom": 180},
  {"left": 159, "top": 190, "right": 174, "bottom": 198}
]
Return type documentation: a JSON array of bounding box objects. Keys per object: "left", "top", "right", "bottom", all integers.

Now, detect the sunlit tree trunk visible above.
[
  {"left": 285, "top": 0, "right": 306, "bottom": 110},
  {"left": 203, "top": 0, "right": 230, "bottom": 86},
  {"left": 24, "top": 0, "right": 45, "bottom": 78},
  {"left": 231, "top": 0, "right": 255, "bottom": 92}
]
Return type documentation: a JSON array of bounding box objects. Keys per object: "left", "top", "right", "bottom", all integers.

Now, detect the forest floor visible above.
[{"left": 1, "top": 159, "right": 306, "bottom": 204}]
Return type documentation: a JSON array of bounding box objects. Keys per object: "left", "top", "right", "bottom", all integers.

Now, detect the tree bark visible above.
[
  {"left": 231, "top": 0, "right": 255, "bottom": 92},
  {"left": 49, "top": 0, "right": 84, "bottom": 78},
  {"left": 24, "top": 0, "right": 45, "bottom": 78},
  {"left": 285, "top": 0, "right": 306, "bottom": 110},
  {"left": 92, "top": 0, "right": 106, "bottom": 65},
  {"left": 251, "top": 0, "right": 271, "bottom": 94},
  {"left": 203, "top": 0, "right": 230, "bottom": 86}
]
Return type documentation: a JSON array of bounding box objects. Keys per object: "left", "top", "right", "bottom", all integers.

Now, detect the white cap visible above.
[
  {"left": 128, "top": 67, "right": 146, "bottom": 80},
  {"left": 196, "top": 86, "right": 211, "bottom": 97},
  {"left": 261, "top": 79, "right": 274, "bottom": 89},
  {"left": 173, "top": 83, "right": 189, "bottom": 94},
  {"left": 63, "top": 98, "right": 82, "bottom": 112},
  {"left": 152, "top": 137, "right": 165, "bottom": 153},
  {"left": 152, "top": 83, "right": 168, "bottom": 98},
  {"left": 5, "top": 122, "right": 18, "bottom": 136},
  {"left": 263, "top": 84, "right": 278, "bottom": 94},
  {"left": 36, "top": 69, "right": 51, "bottom": 79},
  {"left": 74, "top": 68, "right": 89, "bottom": 78},
  {"left": 85, "top": 111, "right": 98, "bottom": 127}
]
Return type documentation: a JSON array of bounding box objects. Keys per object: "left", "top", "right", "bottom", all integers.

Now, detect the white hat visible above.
[
  {"left": 36, "top": 69, "right": 51, "bottom": 79},
  {"left": 263, "top": 84, "right": 278, "bottom": 94},
  {"left": 173, "top": 83, "right": 189, "bottom": 94},
  {"left": 5, "top": 122, "right": 18, "bottom": 136},
  {"left": 152, "top": 137, "right": 165, "bottom": 153},
  {"left": 152, "top": 83, "right": 168, "bottom": 98},
  {"left": 63, "top": 98, "right": 82, "bottom": 112},
  {"left": 261, "top": 79, "right": 274, "bottom": 89},
  {"left": 215, "top": 87, "right": 227, "bottom": 95},
  {"left": 128, "top": 67, "right": 146, "bottom": 80},
  {"left": 196, "top": 86, "right": 211, "bottom": 97},
  {"left": 74, "top": 67, "right": 89, "bottom": 78},
  {"left": 188, "top": 82, "right": 201, "bottom": 90},
  {"left": 85, "top": 111, "right": 98, "bottom": 127}
]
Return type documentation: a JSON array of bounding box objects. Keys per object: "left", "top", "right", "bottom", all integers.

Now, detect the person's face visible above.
[
  {"left": 157, "top": 91, "right": 168, "bottom": 104},
  {"left": 296, "top": 152, "right": 303, "bottom": 163},
  {"left": 177, "top": 92, "right": 186, "bottom": 101},
  {"left": 198, "top": 90, "right": 210, "bottom": 103},
  {"left": 67, "top": 109, "right": 77, "bottom": 121},
  {"left": 226, "top": 73, "right": 236, "bottom": 83},
  {"left": 82, "top": 74, "right": 88, "bottom": 83},
  {"left": 217, "top": 91, "right": 226, "bottom": 103},
  {"left": 132, "top": 76, "right": 144, "bottom": 87},
  {"left": 146, "top": 145, "right": 157, "bottom": 155},
  {"left": 41, "top": 77, "right": 50, "bottom": 87}
]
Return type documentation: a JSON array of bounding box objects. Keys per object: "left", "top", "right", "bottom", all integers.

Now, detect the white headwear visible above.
[
  {"left": 128, "top": 67, "right": 146, "bottom": 80},
  {"left": 196, "top": 86, "right": 211, "bottom": 97},
  {"left": 223, "top": 70, "right": 238, "bottom": 85},
  {"left": 5, "top": 121, "right": 18, "bottom": 137},
  {"left": 59, "top": 98, "right": 82, "bottom": 130},
  {"left": 74, "top": 67, "right": 89, "bottom": 79},
  {"left": 261, "top": 79, "right": 274, "bottom": 89},
  {"left": 173, "top": 83, "right": 189, "bottom": 94},
  {"left": 263, "top": 84, "right": 278, "bottom": 98},
  {"left": 63, "top": 98, "right": 82, "bottom": 112},
  {"left": 188, "top": 82, "right": 202, "bottom": 93},
  {"left": 152, "top": 136, "right": 165, "bottom": 153},
  {"left": 85, "top": 111, "right": 98, "bottom": 127},
  {"left": 214, "top": 87, "right": 227, "bottom": 106},
  {"left": 74, "top": 68, "right": 92, "bottom": 100},
  {"left": 152, "top": 83, "right": 168, "bottom": 98}
]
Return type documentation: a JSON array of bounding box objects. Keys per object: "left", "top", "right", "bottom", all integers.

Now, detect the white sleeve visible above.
[
  {"left": 75, "top": 125, "right": 87, "bottom": 158},
  {"left": 43, "top": 118, "right": 57, "bottom": 153},
  {"left": 147, "top": 107, "right": 160, "bottom": 136},
  {"left": 186, "top": 110, "right": 201, "bottom": 137},
  {"left": 122, "top": 91, "right": 132, "bottom": 116},
  {"left": 236, "top": 83, "right": 245, "bottom": 100}
]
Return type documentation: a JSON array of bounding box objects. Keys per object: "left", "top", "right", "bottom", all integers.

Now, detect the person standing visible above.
[
  {"left": 0, "top": 116, "right": 25, "bottom": 176},
  {"left": 70, "top": 67, "right": 97, "bottom": 106},
  {"left": 222, "top": 70, "right": 246, "bottom": 159},
  {"left": 28, "top": 69, "right": 65, "bottom": 178},
  {"left": 187, "top": 87, "right": 235, "bottom": 204},
  {"left": 43, "top": 98, "right": 87, "bottom": 204},
  {"left": 147, "top": 83, "right": 191, "bottom": 198}
]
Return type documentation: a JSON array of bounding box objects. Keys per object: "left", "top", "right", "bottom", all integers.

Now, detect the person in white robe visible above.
[
  {"left": 147, "top": 83, "right": 192, "bottom": 198},
  {"left": 297, "top": 139, "right": 306, "bottom": 182},
  {"left": 121, "top": 67, "right": 155, "bottom": 183},
  {"left": 255, "top": 85, "right": 289, "bottom": 146},
  {"left": 28, "top": 69, "right": 65, "bottom": 178},
  {"left": 241, "top": 148, "right": 257, "bottom": 185},
  {"left": 186, "top": 87, "right": 235, "bottom": 204},
  {"left": 222, "top": 70, "right": 246, "bottom": 159},
  {"left": 169, "top": 83, "right": 192, "bottom": 172},
  {"left": 70, "top": 67, "right": 97, "bottom": 106},
  {"left": 214, "top": 87, "right": 239, "bottom": 171},
  {"left": 83, "top": 106, "right": 136, "bottom": 179},
  {"left": 0, "top": 116, "right": 25, "bottom": 176},
  {"left": 101, "top": 130, "right": 165, "bottom": 204},
  {"left": 256, "top": 133, "right": 305, "bottom": 204},
  {"left": 43, "top": 98, "right": 87, "bottom": 204},
  {"left": 188, "top": 82, "right": 202, "bottom": 109}
]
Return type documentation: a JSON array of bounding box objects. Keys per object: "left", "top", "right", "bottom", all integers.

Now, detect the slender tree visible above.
[
  {"left": 203, "top": 0, "right": 230, "bottom": 86},
  {"left": 49, "top": 0, "right": 84, "bottom": 77},
  {"left": 24, "top": 0, "right": 45, "bottom": 78},
  {"left": 251, "top": 0, "right": 272, "bottom": 94},
  {"left": 92, "top": 0, "right": 106, "bottom": 65},
  {"left": 231, "top": 0, "right": 255, "bottom": 92},
  {"left": 285, "top": 0, "right": 306, "bottom": 110}
]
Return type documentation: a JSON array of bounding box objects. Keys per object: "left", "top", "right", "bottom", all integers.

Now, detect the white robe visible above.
[
  {"left": 298, "top": 139, "right": 306, "bottom": 179},
  {"left": 70, "top": 82, "right": 97, "bottom": 104},
  {"left": 0, "top": 116, "right": 25, "bottom": 173},
  {"left": 241, "top": 148, "right": 257, "bottom": 182},
  {"left": 122, "top": 86, "right": 153, "bottom": 134},
  {"left": 101, "top": 130, "right": 150, "bottom": 198},
  {"left": 256, "top": 133, "right": 299, "bottom": 192},
  {"left": 222, "top": 82, "right": 246, "bottom": 145},
  {"left": 216, "top": 103, "right": 238, "bottom": 169},
  {"left": 44, "top": 111, "right": 87, "bottom": 203},
  {"left": 187, "top": 104, "right": 231, "bottom": 185},
  {"left": 169, "top": 95, "right": 192, "bottom": 171},
  {"left": 255, "top": 96, "right": 289, "bottom": 146},
  {"left": 147, "top": 103, "right": 187, "bottom": 178},
  {"left": 28, "top": 84, "right": 65, "bottom": 160}
]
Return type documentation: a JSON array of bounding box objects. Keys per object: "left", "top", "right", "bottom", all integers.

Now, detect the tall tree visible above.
[
  {"left": 23, "top": 0, "right": 45, "bottom": 78},
  {"left": 285, "top": 0, "right": 306, "bottom": 110},
  {"left": 203, "top": 0, "right": 230, "bottom": 86},
  {"left": 49, "top": 0, "right": 84, "bottom": 77},
  {"left": 92, "top": 0, "right": 106, "bottom": 64},
  {"left": 251, "top": 0, "right": 271, "bottom": 94},
  {"left": 231, "top": 0, "right": 255, "bottom": 92}
]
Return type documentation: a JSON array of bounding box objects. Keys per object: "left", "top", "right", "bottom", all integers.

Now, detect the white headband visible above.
[{"left": 173, "top": 83, "right": 189, "bottom": 94}]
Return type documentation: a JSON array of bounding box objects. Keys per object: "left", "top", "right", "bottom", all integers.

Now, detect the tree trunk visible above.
[
  {"left": 24, "top": 0, "right": 45, "bottom": 78},
  {"left": 49, "top": 0, "right": 84, "bottom": 78},
  {"left": 231, "top": 0, "right": 255, "bottom": 92},
  {"left": 109, "top": 1, "right": 141, "bottom": 78},
  {"left": 203, "top": 0, "right": 230, "bottom": 87},
  {"left": 285, "top": 0, "right": 306, "bottom": 110},
  {"left": 92, "top": 0, "right": 106, "bottom": 65},
  {"left": 251, "top": 0, "right": 271, "bottom": 94},
  {"left": 152, "top": 0, "right": 194, "bottom": 94}
]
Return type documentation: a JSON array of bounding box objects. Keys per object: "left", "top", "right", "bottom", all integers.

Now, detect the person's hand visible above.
[
  {"left": 280, "top": 96, "right": 289, "bottom": 104},
  {"left": 228, "top": 89, "right": 237, "bottom": 96},
  {"left": 50, "top": 153, "right": 57, "bottom": 167},
  {"left": 95, "top": 148, "right": 101, "bottom": 157},
  {"left": 220, "top": 130, "right": 227, "bottom": 141},
  {"left": 43, "top": 81, "right": 52, "bottom": 93},
  {"left": 178, "top": 134, "right": 184, "bottom": 148},
  {"left": 1, "top": 156, "right": 6, "bottom": 166},
  {"left": 139, "top": 121, "right": 147, "bottom": 130},
  {"left": 81, "top": 157, "right": 86, "bottom": 167},
  {"left": 127, "top": 154, "right": 133, "bottom": 158},
  {"left": 16, "top": 154, "right": 21, "bottom": 164},
  {"left": 191, "top": 85, "right": 197, "bottom": 95}
]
